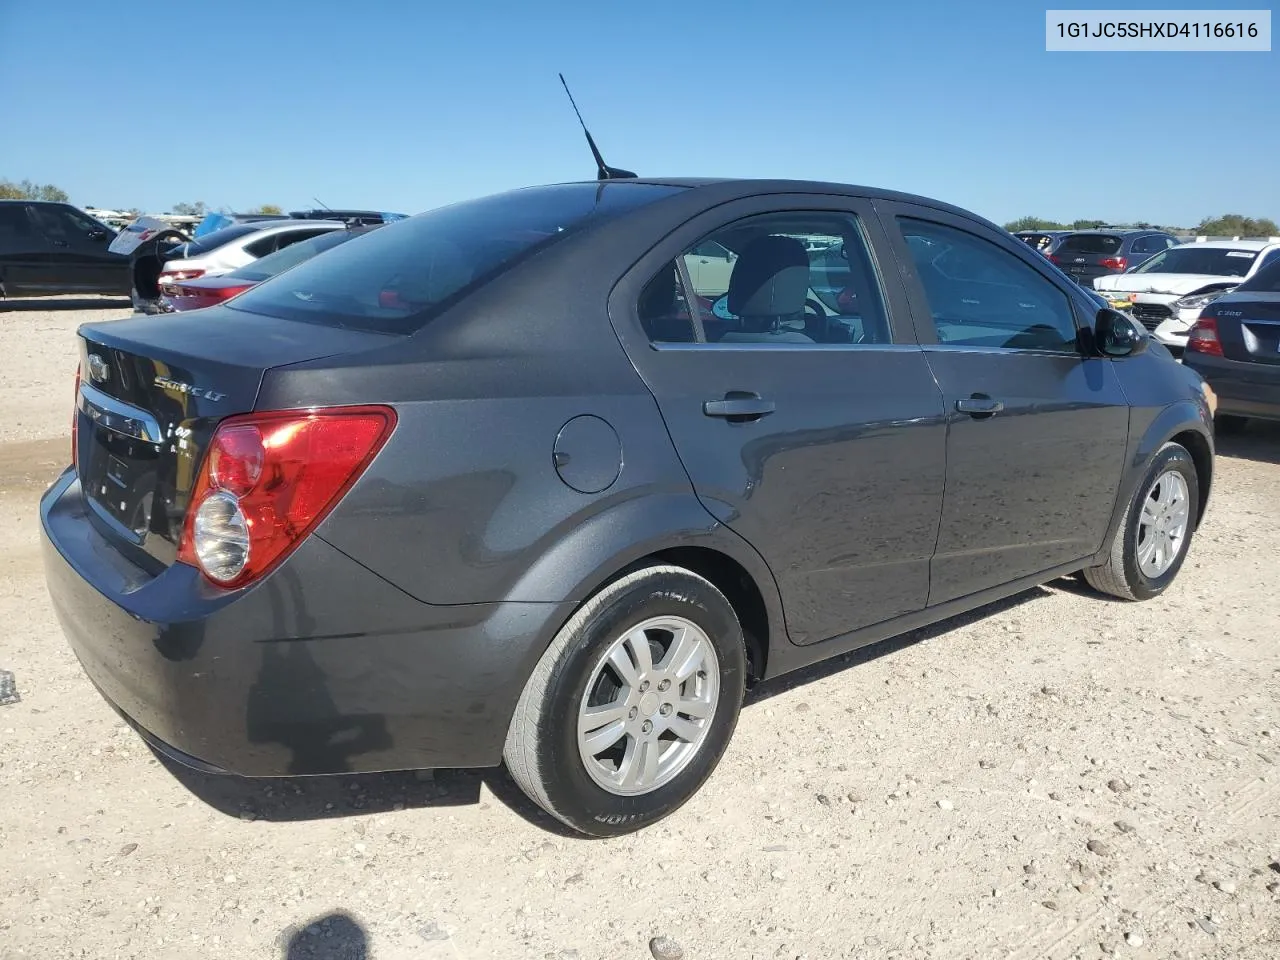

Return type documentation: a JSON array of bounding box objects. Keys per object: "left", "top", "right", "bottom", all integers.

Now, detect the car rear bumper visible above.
[
  {"left": 1183, "top": 351, "right": 1280, "bottom": 421},
  {"left": 40, "top": 469, "right": 570, "bottom": 777}
]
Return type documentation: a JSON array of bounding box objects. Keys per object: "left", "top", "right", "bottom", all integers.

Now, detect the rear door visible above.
[
  {"left": 609, "top": 194, "right": 947, "bottom": 646},
  {"left": 0, "top": 204, "right": 51, "bottom": 293},
  {"left": 878, "top": 203, "right": 1131, "bottom": 605}
]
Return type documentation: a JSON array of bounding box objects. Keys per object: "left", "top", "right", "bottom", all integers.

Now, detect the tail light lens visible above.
[
  {"left": 72, "top": 363, "right": 81, "bottom": 470},
  {"left": 177, "top": 406, "right": 397, "bottom": 587},
  {"left": 1186, "top": 316, "right": 1223, "bottom": 356},
  {"left": 1100, "top": 256, "right": 1128, "bottom": 271},
  {"left": 1048, "top": 254, "right": 1060, "bottom": 265}
]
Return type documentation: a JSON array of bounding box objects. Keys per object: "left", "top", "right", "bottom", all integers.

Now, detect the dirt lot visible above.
[{"left": 1, "top": 301, "right": 1278, "bottom": 960}]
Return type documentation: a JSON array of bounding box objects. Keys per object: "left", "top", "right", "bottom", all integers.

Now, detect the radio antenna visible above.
[{"left": 558, "top": 73, "right": 637, "bottom": 181}]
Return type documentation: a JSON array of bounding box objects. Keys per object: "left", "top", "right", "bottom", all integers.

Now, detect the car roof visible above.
[
  {"left": 1062, "top": 228, "right": 1164, "bottom": 236},
  {"left": 244, "top": 218, "right": 347, "bottom": 232},
  {"left": 1175, "top": 238, "right": 1275, "bottom": 250}
]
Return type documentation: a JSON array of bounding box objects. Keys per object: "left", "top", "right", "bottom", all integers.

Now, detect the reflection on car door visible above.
[
  {"left": 27, "top": 205, "right": 128, "bottom": 293},
  {"left": 879, "top": 202, "right": 1131, "bottom": 605},
  {"left": 612, "top": 195, "right": 947, "bottom": 646}
]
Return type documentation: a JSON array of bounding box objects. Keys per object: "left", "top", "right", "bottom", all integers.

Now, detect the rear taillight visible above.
[
  {"left": 160, "top": 268, "right": 206, "bottom": 283},
  {"left": 72, "top": 363, "right": 81, "bottom": 470},
  {"left": 1048, "top": 254, "right": 1060, "bottom": 264},
  {"left": 1100, "top": 256, "right": 1127, "bottom": 271},
  {"left": 1186, "top": 316, "right": 1223, "bottom": 356},
  {"left": 177, "top": 406, "right": 396, "bottom": 587}
]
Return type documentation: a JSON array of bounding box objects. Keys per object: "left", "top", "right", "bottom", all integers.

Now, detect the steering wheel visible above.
[{"left": 804, "top": 298, "right": 826, "bottom": 317}]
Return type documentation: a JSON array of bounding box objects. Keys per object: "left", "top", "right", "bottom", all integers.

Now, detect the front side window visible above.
[
  {"left": 639, "top": 211, "right": 890, "bottom": 346},
  {"left": 898, "top": 217, "right": 1080, "bottom": 352}
]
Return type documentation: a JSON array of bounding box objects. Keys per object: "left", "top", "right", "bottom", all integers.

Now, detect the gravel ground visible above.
[{"left": 2, "top": 303, "right": 1278, "bottom": 960}]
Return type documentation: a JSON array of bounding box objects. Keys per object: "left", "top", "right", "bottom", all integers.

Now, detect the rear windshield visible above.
[
  {"left": 1235, "top": 256, "right": 1280, "bottom": 292},
  {"left": 1131, "top": 246, "right": 1258, "bottom": 278},
  {"left": 174, "top": 223, "right": 265, "bottom": 257},
  {"left": 227, "top": 182, "right": 686, "bottom": 333},
  {"left": 1056, "top": 234, "right": 1123, "bottom": 255},
  {"left": 226, "top": 228, "right": 365, "bottom": 282}
]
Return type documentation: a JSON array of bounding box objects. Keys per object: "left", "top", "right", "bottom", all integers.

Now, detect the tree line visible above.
[
  {"left": 1, "top": 180, "right": 280, "bottom": 216},
  {"left": 1005, "top": 213, "right": 1279, "bottom": 236}
]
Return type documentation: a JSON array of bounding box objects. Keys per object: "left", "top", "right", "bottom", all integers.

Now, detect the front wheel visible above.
[
  {"left": 1083, "top": 442, "right": 1199, "bottom": 601},
  {"left": 503, "top": 564, "right": 746, "bottom": 837}
]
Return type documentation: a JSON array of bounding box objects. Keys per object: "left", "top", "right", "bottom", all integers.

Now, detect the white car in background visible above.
[
  {"left": 156, "top": 218, "right": 347, "bottom": 288},
  {"left": 1093, "top": 239, "right": 1280, "bottom": 352}
]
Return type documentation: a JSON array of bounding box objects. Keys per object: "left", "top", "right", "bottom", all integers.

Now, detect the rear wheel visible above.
[
  {"left": 1083, "top": 442, "right": 1199, "bottom": 601},
  {"left": 503, "top": 564, "right": 746, "bottom": 837}
]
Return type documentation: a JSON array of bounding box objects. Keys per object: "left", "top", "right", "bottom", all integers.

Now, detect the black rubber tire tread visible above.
[
  {"left": 1083, "top": 442, "right": 1198, "bottom": 601},
  {"left": 502, "top": 563, "right": 745, "bottom": 837}
]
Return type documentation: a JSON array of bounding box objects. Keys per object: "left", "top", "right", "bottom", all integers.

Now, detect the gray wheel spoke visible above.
[
  {"left": 1136, "top": 468, "right": 1190, "bottom": 579},
  {"left": 1141, "top": 500, "right": 1160, "bottom": 526},
  {"left": 577, "top": 614, "right": 722, "bottom": 798}
]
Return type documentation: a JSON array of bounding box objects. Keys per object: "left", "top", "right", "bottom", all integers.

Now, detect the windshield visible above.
[
  {"left": 173, "top": 223, "right": 265, "bottom": 258},
  {"left": 1132, "top": 246, "right": 1258, "bottom": 277},
  {"left": 227, "top": 182, "right": 686, "bottom": 333},
  {"left": 226, "top": 229, "right": 366, "bottom": 282}
]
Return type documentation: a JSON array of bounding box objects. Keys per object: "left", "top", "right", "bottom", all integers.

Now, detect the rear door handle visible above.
[
  {"left": 955, "top": 396, "right": 1004, "bottom": 417},
  {"left": 703, "top": 394, "right": 775, "bottom": 419}
]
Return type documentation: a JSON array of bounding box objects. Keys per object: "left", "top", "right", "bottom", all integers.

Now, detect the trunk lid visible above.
[
  {"left": 1211, "top": 292, "right": 1280, "bottom": 366},
  {"left": 74, "top": 306, "right": 393, "bottom": 572},
  {"left": 1051, "top": 234, "right": 1126, "bottom": 283}
]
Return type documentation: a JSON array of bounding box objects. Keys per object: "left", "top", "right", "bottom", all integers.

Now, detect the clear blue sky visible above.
[{"left": 1, "top": 1, "right": 1275, "bottom": 227}]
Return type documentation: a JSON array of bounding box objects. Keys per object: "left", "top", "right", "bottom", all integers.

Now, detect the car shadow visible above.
[
  {"left": 1216, "top": 420, "right": 1280, "bottom": 465},
  {"left": 0, "top": 296, "right": 132, "bottom": 311},
  {"left": 279, "top": 910, "right": 370, "bottom": 959},
  {"left": 152, "top": 582, "right": 1080, "bottom": 838},
  {"left": 745, "top": 585, "right": 1051, "bottom": 705}
]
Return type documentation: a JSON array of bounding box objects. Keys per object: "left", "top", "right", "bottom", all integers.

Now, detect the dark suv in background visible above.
[
  {"left": 1049, "top": 229, "right": 1178, "bottom": 285},
  {"left": 0, "top": 200, "right": 130, "bottom": 298}
]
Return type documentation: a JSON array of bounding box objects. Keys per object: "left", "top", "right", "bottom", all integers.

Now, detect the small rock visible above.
[
  {"left": 770, "top": 870, "right": 785, "bottom": 882},
  {"left": 1076, "top": 880, "right": 1097, "bottom": 894},
  {"left": 979, "top": 758, "right": 996, "bottom": 769},
  {"left": 815, "top": 794, "right": 831, "bottom": 807},
  {"left": 1114, "top": 820, "right": 1136, "bottom": 834},
  {"left": 222, "top": 874, "right": 236, "bottom": 884},
  {"left": 1087, "top": 839, "right": 1114, "bottom": 857},
  {"left": 118, "top": 843, "right": 138, "bottom": 857},
  {"left": 238, "top": 810, "right": 257, "bottom": 822},
  {"left": 846, "top": 793, "right": 863, "bottom": 804},
  {"left": 1195, "top": 917, "right": 1219, "bottom": 936},
  {"left": 937, "top": 799, "right": 954, "bottom": 811},
  {"left": 649, "top": 935, "right": 684, "bottom": 960},
  {"left": 795, "top": 703, "right": 811, "bottom": 713},
  {"left": 1214, "top": 880, "right": 1237, "bottom": 895},
  {"left": 1024, "top": 862, "right": 1038, "bottom": 875},
  {"left": 1049, "top": 792, "right": 1065, "bottom": 802},
  {"left": 1042, "top": 900, "right": 1058, "bottom": 911},
  {"left": 1125, "top": 932, "right": 1144, "bottom": 947},
  {"left": 1107, "top": 779, "right": 1131, "bottom": 794},
  {"left": 1041, "top": 685, "right": 1062, "bottom": 697}
]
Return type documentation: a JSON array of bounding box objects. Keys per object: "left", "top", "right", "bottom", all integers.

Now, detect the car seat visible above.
[{"left": 720, "top": 236, "right": 815, "bottom": 344}]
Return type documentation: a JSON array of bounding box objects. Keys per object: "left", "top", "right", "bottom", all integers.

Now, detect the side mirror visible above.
[{"left": 1094, "top": 307, "right": 1148, "bottom": 358}]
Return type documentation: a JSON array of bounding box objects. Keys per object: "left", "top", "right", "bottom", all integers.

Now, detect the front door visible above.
[
  {"left": 27, "top": 204, "right": 128, "bottom": 294},
  {"left": 0, "top": 204, "right": 52, "bottom": 293},
  {"left": 878, "top": 203, "right": 1131, "bottom": 605},
  {"left": 611, "top": 196, "right": 947, "bottom": 646}
]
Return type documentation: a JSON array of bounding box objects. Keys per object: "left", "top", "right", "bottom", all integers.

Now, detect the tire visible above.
[
  {"left": 1214, "top": 413, "right": 1248, "bottom": 435},
  {"left": 1083, "top": 442, "right": 1199, "bottom": 601},
  {"left": 503, "top": 563, "right": 747, "bottom": 837}
]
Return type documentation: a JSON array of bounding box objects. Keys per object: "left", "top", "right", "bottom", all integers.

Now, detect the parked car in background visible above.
[
  {"left": 42, "top": 177, "right": 1214, "bottom": 838},
  {"left": 1013, "top": 229, "right": 1070, "bottom": 256},
  {"left": 161, "top": 225, "right": 382, "bottom": 311},
  {"left": 1182, "top": 256, "right": 1280, "bottom": 430},
  {"left": 156, "top": 219, "right": 348, "bottom": 290},
  {"left": 1095, "top": 240, "right": 1280, "bottom": 352},
  {"left": 1048, "top": 229, "right": 1178, "bottom": 285},
  {"left": 0, "top": 200, "right": 130, "bottom": 297},
  {"left": 193, "top": 209, "right": 407, "bottom": 238}
]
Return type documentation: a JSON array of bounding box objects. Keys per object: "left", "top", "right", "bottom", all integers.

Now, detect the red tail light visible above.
[
  {"left": 1048, "top": 254, "right": 1060, "bottom": 264},
  {"left": 177, "top": 406, "right": 397, "bottom": 587},
  {"left": 72, "top": 363, "right": 81, "bottom": 470},
  {"left": 1100, "top": 256, "right": 1127, "bottom": 271},
  {"left": 1186, "top": 316, "right": 1223, "bottom": 356}
]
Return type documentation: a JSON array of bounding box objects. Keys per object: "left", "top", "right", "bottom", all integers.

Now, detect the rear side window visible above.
[
  {"left": 229, "top": 229, "right": 360, "bottom": 281},
  {"left": 178, "top": 223, "right": 268, "bottom": 257},
  {"left": 638, "top": 210, "right": 890, "bottom": 346},
  {"left": 228, "top": 182, "right": 685, "bottom": 333},
  {"left": 0, "top": 205, "right": 33, "bottom": 240},
  {"left": 899, "top": 217, "right": 1079, "bottom": 352},
  {"left": 1057, "top": 234, "right": 1123, "bottom": 255}
]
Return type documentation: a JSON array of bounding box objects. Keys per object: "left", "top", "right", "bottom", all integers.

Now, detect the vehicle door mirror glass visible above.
[{"left": 1095, "top": 307, "right": 1148, "bottom": 357}]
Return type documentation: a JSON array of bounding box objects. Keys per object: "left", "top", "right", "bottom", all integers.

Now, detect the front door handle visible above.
[
  {"left": 955, "top": 395, "right": 1004, "bottom": 418},
  {"left": 703, "top": 393, "right": 775, "bottom": 420},
  {"left": 51, "top": 239, "right": 70, "bottom": 247}
]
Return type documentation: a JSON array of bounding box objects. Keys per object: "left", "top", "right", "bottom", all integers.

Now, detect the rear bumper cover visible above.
[
  {"left": 40, "top": 469, "right": 571, "bottom": 777},
  {"left": 1184, "top": 352, "right": 1280, "bottom": 420}
]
